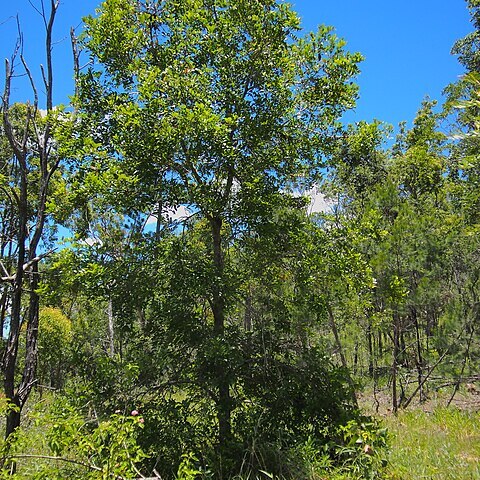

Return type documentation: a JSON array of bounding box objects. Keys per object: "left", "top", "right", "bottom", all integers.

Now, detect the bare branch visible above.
[
  {"left": 23, "top": 248, "right": 56, "bottom": 271},
  {"left": 15, "top": 15, "right": 24, "bottom": 59},
  {"left": 18, "top": 55, "right": 42, "bottom": 160},
  {"left": 5, "top": 453, "right": 160, "bottom": 479},
  {"left": 2, "top": 59, "right": 24, "bottom": 160},
  {"left": 27, "top": 0, "right": 43, "bottom": 19},
  {"left": 20, "top": 55, "right": 39, "bottom": 114},
  {"left": 40, "top": 0, "right": 47, "bottom": 28},
  {"left": 0, "top": 249, "right": 56, "bottom": 283},
  {"left": 0, "top": 186, "right": 19, "bottom": 208},
  {"left": 0, "top": 262, "right": 10, "bottom": 279},
  {"left": 0, "top": 16, "right": 16, "bottom": 28},
  {"left": 45, "top": 0, "right": 59, "bottom": 112},
  {"left": 71, "top": 27, "right": 80, "bottom": 98}
]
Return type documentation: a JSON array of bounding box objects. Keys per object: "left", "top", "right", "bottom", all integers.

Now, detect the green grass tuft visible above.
[{"left": 384, "top": 408, "right": 480, "bottom": 479}]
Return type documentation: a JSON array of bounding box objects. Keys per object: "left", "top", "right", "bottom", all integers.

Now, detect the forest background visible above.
[{"left": 0, "top": 0, "right": 479, "bottom": 479}]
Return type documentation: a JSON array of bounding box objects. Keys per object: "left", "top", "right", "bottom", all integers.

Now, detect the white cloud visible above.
[
  {"left": 80, "top": 236, "right": 103, "bottom": 246},
  {"left": 167, "top": 205, "right": 191, "bottom": 221},
  {"left": 306, "top": 187, "right": 333, "bottom": 214},
  {"left": 146, "top": 215, "right": 157, "bottom": 226},
  {"left": 146, "top": 205, "right": 192, "bottom": 226}
]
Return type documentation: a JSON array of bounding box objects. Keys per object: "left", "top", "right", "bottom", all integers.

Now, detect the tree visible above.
[
  {"left": 0, "top": 0, "right": 63, "bottom": 439},
  {"left": 73, "top": 0, "right": 363, "bottom": 467}
]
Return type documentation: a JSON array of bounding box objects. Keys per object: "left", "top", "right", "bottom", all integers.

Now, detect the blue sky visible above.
[{"left": 0, "top": 0, "right": 472, "bottom": 132}]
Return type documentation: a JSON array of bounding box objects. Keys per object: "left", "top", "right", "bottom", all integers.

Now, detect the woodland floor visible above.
[{"left": 360, "top": 388, "right": 480, "bottom": 479}]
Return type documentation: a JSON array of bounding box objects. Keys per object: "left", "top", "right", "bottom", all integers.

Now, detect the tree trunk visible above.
[
  {"left": 19, "top": 263, "right": 40, "bottom": 402},
  {"left": 367, "top": 320, "right": 374, "bottom": 377},
  {"left": 326, "top": 303, "right": 358, "bottom": 408},
  {"left": 412, "top": 306, "right": 425, "bottom": 402},
  {"left": 392, "top": 313, "right": 400, "bottom": 413},
  {"left": 0, "top": 291, "right": 9, "bottom": 342},
  {"left": 244, "top": 286, "right": 253, "bottom": 332},
  {"left": 3, "top": 171, "right": 28, "bottom": 440},
  {"left": 210, "top": 216, "right": 232, "bottom": 449},
  {"left": 108, "top": 298, "right": 115, "bottom": 357},
  {"left": 399, "top": 328, "right": 407, "bottom": 368},
  {"left": 353, "top": 342, "right": 358, "bottom": 375},
  {"left": 447, "top": 325, "right": 475, "bottom": 407},
  {"left": 5, "top": 402, "right": 20, "bottom": 439}
]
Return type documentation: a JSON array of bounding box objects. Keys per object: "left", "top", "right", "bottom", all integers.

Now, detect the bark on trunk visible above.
[
  {"left": 20, "top": 263, "right": 40, "bottom": 400},
  {"left": 367, "top": 320, "right": 374, "bottom": 377},
  {"left": 108, "top": 298, "right": 115, "bottom": 357},
  {"left": 412, "top": 306, "right": 425, "bottom": 402},
  {"left": 392, "top": 313, "right": 400, "bottom": 413},
  {"left": 210, "top": 216, "right": 232, "bottom": 448},
  {"left": 326, "top": 303, "right": 358, "bottom": 408},
  {"left": 3, "top": 171, "right": 28, "bottom": 440}
]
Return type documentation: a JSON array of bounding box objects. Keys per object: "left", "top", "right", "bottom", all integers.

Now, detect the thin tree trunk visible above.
[
  {"left": 412, "top": 306, "right": 425, "bottom": 402},
  {"left": 210, "top": 216, "right": 232, "bottom": 449},
  {"left": 326, "top": 303, "right": 358, "bottom": 408},
  {"left": 3, "top": 170, "right": 28, "bottom": 440},
  {"left": 0, "top": 291, "right": 9, "bottom": 341},
  {"left": 353, "top": 342, "right": 358, "bottom": 375},
  {"left": 403, "top": 345, "right": 452, "bottom": 409},
  {"left": 447, "top": 325, "right": 475, "bottom": 407},
  {"left": 108, "top": 298, "right": 115, "bottom": 357},
  {"left": 392, "top": 313, "right": 400, "bottom": 413},
  {"left": 18, "top": 263, "right": 40, "bottom": 403},
  {"left": 244, "top": 286, "right": 253, "bottom": 332},
  {"left": 367, "top": 320, "right": 374, "bottom": 377},
  {"left": 399, "top": 328, "right": 407, "bottom": 368}
]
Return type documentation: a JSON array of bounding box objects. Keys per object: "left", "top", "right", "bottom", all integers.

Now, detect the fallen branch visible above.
[{"left": 402, "top": 347, "right": 451, "bottom": 409}]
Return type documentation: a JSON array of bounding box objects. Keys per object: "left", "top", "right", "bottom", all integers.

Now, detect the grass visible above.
[
  {"left": 1, "top": 391, "right": 479, "bottom": 479},
  {"left": 383, "top": 407, "right": 480, "bottom": 479}
]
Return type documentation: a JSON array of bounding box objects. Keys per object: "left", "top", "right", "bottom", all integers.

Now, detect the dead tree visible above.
[{"left": 0, "top": 0, "right": 60, "bottom": 440}]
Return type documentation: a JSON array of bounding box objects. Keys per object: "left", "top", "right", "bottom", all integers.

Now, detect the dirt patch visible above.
[{"left": 357, "top": 387, "right": 480, "bottom": 415}]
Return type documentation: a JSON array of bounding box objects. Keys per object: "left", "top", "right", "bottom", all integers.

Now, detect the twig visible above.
[{"left": 402, "top": 348, "right": 449, "bottom": 409}]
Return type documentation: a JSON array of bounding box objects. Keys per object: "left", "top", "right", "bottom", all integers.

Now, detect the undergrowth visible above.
[{"left": 384, "top": 408, "right": 480, "bottom": 479}]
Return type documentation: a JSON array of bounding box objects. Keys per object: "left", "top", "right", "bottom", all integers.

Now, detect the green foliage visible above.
[
  {"left": 0, "top": 396, "right": 148, "bottom": 479},
  {"left": 334, "top": 419, "right": 389, "bottom": 479},
  {"left": 176, "top": 453, "right": 205, "bottom": 480},
  {"left": 451, "top": 0, "right": 480, "bottom": 72},
  {"left": 6, "top": 1, "right": 480, "bottom": 480},
  {"left": 37, "top": 308, "right": 73, "bottom": 388},
  {"left": 331, "top": 120, "right": 390, "bottom": 201},
  {"left": 63, "top": 1, "right": 368, "bottom": 477}
]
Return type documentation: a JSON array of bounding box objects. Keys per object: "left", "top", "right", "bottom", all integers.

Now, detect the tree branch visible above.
[{"left": 0, "top": 249, "right": 56, "bottom": 282}]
